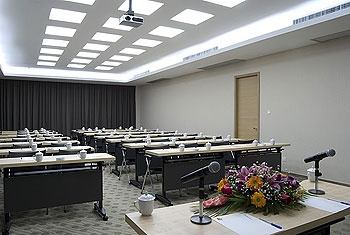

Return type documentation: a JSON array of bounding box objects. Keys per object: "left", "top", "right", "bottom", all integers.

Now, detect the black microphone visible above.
[
  {"left": 181, "top": 161, "right": 221, "bottom": 184},
  {"left": 304, "top": 149, "right": 336, "bottom": 163}
]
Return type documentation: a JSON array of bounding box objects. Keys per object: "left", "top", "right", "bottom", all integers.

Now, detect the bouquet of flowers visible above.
[{"left": 203, "top": 162, "right": 307, "bottom": 216}]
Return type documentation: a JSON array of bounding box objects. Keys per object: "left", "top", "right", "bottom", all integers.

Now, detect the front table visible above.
[
  {"left": 125, "top": 180, "right": 350, "bottom": 235},
  {"left": 0, "top": 153, "right": 114, "bottom": 234}
]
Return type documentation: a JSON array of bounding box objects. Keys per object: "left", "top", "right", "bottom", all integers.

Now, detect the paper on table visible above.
[
  {"left": 300, "top": 196, "right": 350, "bottom": 213},
  {"left": 213, "top": 212, "right": 281, "bottom": 235}
]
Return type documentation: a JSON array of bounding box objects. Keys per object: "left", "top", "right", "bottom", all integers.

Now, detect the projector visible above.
[{"left": 119, "top": 14, "right": 143, "bottom": 27}]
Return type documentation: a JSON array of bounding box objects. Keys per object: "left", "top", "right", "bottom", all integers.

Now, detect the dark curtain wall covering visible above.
[{"left": 0, "top": 78, "right": 136, "bottom": 136}]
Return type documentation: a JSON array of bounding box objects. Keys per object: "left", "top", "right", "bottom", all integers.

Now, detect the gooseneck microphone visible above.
[
  {"left": 304, "top": 149, "right": 336, "bottom": 163},
  {"left": 180, "top": 161, "right": 221, "bottom": 184}
]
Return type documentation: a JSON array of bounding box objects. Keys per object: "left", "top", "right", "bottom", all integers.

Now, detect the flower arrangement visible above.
[{"left": 203, "top": 162, "right": 307, "bottom": 216}]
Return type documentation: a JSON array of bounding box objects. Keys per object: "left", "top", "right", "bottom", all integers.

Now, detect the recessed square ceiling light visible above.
[
  {"left": 118, "top": 0, "right": 163, "bottom": 15},
  {"left": 110, "top": 55, "right": 133, "bottom": 61},
  {"left": 72, "top": 58, "right": 92, "bottom": 64},
  {"left": 149, "top": 26, "right": 184, "bottom": 38},
  {"left": 38, "top": 55, "right": 60, "bottom": 61},
  {"left": 83, "top": 43, "right": 109, "bottom": 51},
  {"left": 95, "top": 66, "right": 113, "bottom": 71},
  {"left": 67, "top": 63, "right": 86, "bottom": 68},
  {"left": 64, "top": 0, "right": 96, "bottom": 5},
  {"left": 37, "top": 61, "right": 56, "bottom": 66},
  {"left": 77, "top": 51, "right": 100, "bottom": 58},
  {"left": 92, "top": 32, "right": 122, "bottom": 42},
  {"left": 42, "top": 39, "right": 69, "bottom": 47},
  {"left": 203, "top": 0, "right": 246, "bottom": 8},
  {"left": 49, "top": 8, "right": 86, "bottom": 24},
  {"left": 40, "top": 48, "right": 64, "bottom": 55},
  {"left": 120, "top": 48, "right": 145, "bottom": 55},
  {"left": 45, "top": 26, "right": 76, "bottom": 37},
  {"left": 133, "top": 38, "right": 162, "bottom": 47},
  {"left": 171, "top": 9, "right": 214, "bottom": 25},
  {"left": 103, "top": 17, "right": 133, "bottom": 31},
  {"left": 102, "top": 61, "right": 122, "bottom": 66}
]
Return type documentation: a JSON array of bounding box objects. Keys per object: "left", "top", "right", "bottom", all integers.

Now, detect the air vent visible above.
[
  {"left": 311, "top": 30, "right": 350, "bottom": 42},
  {"left": 183, "top": 46, "right": 218, "bottom": 61},
  {"left": 146, "top": 77, "right": 171, "bottom": 84},
  {"left": 293, "top": 2, "right": 350, "bottom": 25}
]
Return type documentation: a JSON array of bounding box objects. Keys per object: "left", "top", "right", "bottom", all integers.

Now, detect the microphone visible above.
[
  {"left": 181, "top": 161, "right": 220, "bottom": 184},
  {"left": 304, "top": 149, "right": 336, "bottom": 163}
]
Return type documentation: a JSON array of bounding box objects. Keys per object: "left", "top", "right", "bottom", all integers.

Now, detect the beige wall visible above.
[{"left": 136, "top": 36, "right": 350, "bottom": 184}]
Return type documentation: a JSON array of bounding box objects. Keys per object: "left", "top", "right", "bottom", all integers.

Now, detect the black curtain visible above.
[{"left": 0, "top": 78, "right": 136, "bottom": 136}]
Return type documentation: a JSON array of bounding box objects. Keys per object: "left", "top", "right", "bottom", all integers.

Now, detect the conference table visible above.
[
  {"left": 0, "top": 152, "right": 114, "bottom": 234},
  {"left": 0, "top": 145, "right": 93, "bottom": 157},
  {"left": 143, "top": 143, "right": 290, "bottom": 206},
  {"left": 125, "top": 180, "right": 350, "bottom": 235},
  {"left": 0, "top": 140, "right": 80, "bottom": 148}
]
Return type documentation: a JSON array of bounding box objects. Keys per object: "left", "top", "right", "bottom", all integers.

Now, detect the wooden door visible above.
[{"left": 235, "top": 73, "right": 260, "bottom": 140}]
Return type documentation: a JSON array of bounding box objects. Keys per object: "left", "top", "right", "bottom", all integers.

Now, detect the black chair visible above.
[
  {"left": 119, "top": 140, "right": 144, "bottom": 180},
  {"left": 50, "top": 143, "right": 67, "bottom": 147},
  {"left": 12, "top": 144, "right": 31, "bottom": 149},
  {"left": 8, "top": 150, "right": 37, "bottom": 158},
  {"left": 58, "top": 148, "right": 90, "bottom": 155},
  {"left": 210, "top": 140, "right": 230, "bottom": 146},
  {"left": 178, "top": 137, "right": 196, "bottom": 141},
  {"left": 183, "top": 142, "right": 198, "bottom": 148},
  {"left": 142, "top": 145, "right": 170, "bottom": 193},
  {"left": 237, "top": 139, "right": 255, "bottom": 144}
]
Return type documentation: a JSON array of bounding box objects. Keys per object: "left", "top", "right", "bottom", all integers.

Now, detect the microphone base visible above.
[
  {"left": 308, "top": 189, "right": 325, "bottom": 195},
  {"left": 190, "top": 215, "right": 212, "bottom": 225}
]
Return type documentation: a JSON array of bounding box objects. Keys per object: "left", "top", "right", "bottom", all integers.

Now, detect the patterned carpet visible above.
[{"left": 0, "top": 165, "right": 349, "bottom": 234}]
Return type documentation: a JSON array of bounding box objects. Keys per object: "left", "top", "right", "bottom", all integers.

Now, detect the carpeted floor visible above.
[{"left": 0, "top": 165, "right": 349, "bottom": 234}]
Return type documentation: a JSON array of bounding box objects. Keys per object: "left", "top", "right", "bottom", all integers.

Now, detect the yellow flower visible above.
[
  {"left": 251, "top": 192, "right": 266, "bottom": 208},
  {"left": 218, "top": 178, "right": 228, "bottom": 191},
  {"left": 246, "top": 176, "right": 263, "bottom": 190}
]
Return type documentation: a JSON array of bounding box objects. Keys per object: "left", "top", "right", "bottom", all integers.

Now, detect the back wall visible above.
[{"left": 136, "top": 36, "right": 350, "bottom": 184}]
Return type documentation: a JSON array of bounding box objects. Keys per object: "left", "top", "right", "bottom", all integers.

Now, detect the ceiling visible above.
[{"left": 0, "top": 0, "right": 349, "bottom": 86}]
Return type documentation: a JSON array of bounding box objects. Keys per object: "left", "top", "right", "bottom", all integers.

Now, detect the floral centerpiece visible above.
[{"left": 203, "top": 162, "right": 307, "bottom": 216}]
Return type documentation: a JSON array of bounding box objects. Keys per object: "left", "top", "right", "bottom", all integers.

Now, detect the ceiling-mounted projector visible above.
[{"left": 120, "top": 14, "right": 143, "bottom": 27}]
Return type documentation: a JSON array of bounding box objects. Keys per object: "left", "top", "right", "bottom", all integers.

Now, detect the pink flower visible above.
[
  {"left": 280, "top": 194, "right": 292, "bottom": 205},
  {"left": 222, "top": 185, "right": 233, "bottom": 195}
]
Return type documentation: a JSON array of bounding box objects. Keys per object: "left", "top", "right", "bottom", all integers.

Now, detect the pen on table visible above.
[
  {"left": 259, "top": 218, "right": 283, "bottom": 229},
  {"left": 327, "top": 198, "right": 350, "bottom": 206}
]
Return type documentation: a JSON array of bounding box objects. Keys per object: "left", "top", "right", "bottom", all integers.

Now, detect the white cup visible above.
[
  {"left": 28, "top": 138, "right": 34, "bottom": 145},
  {"left": 175, "top": 130, "right": 178, "bottom": 134},
  {"left": 66, "top": 142, "right": 72, "bottom": 149},
  {"left": 34, "top": 151, "right": 43, "bottom": 162},
  {"left": 212, "top": 136, "right": 217, "bottom": 141},
  {"left": 80, "top": 149, "right": 87, "bottom": 159},
  {"left": 307, "top": 168, "right": 316, "bottom": 182},
  {"left": 183, "top": 133, "right": 187, "bottom": 138},
  {"left": 171, "top": 138, "right": 176, "bottom": 144},
  {"left": 179, "top": 144, "right": 185, "bottom": 152},
  {"left": 57, "top": 137, "right": 62, "bottom": 143},
  {"left": 205, "top": 142, "right": 211, "bottom": 150},
  {"left": 269, "top": 138, "right": 276, "bottom": 145},
  {"left": 134, "top": 193, "right": 155, "bottom": 216},
  {"left": 31, "top": 143, "right": 37, "bottom": 151},
  {"left": 199, "top": 132, "right": 203, "bottom": 137},
  {"left": 146, "top": 138, "right": 151, "bottom": 145},
  {"left": 252, "top": 140, "right": 259, "bottom": 146},
  {"left": 226, "top": 135, "right": 231, "bottom": 140}
]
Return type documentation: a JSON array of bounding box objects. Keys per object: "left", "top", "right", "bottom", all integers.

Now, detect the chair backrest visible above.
[
  {"left": 210, "top": 141, "right": 230, "bottom": 146},
  {"left": 51, "top": 143, "right": 66, "bottom": 147},
  {"left": 12, "top": 144, "right": 30, "bottom": 149},
  {"left": 9, "top": 151, "right": 37, "bottom": 158},
  {"left": 144, "top": 145, "right": 170, "bottom": 150},
  {"left": 182, "top": 142, "right": 198, "bottom": 148},
  {"left": 178, "top": 137, "right": 196, "bottom": 141},
  {"left": 237, "top": 139, "right": 254, "bottom": 144},
  {"left": 58, "top": 149, "right": 88, "bottom": 155},
  {"left": 12, "top": 138, "right": 26, "bottom": 142}
]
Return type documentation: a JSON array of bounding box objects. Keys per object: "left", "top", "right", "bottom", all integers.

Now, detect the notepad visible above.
[
  {"left": 300, "top": 196, "right": 350, "bottom": 213},
  {"left": 213, "top": 213, "right": 282, "bottom": 235}
]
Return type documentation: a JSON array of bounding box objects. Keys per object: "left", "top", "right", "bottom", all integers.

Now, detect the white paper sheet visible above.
[
  {"left": 213, "top": 213, "right": 282, "bottom": 235},
  {"left": 300, "top": 196, "right": 350, "bottom": 213}
]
